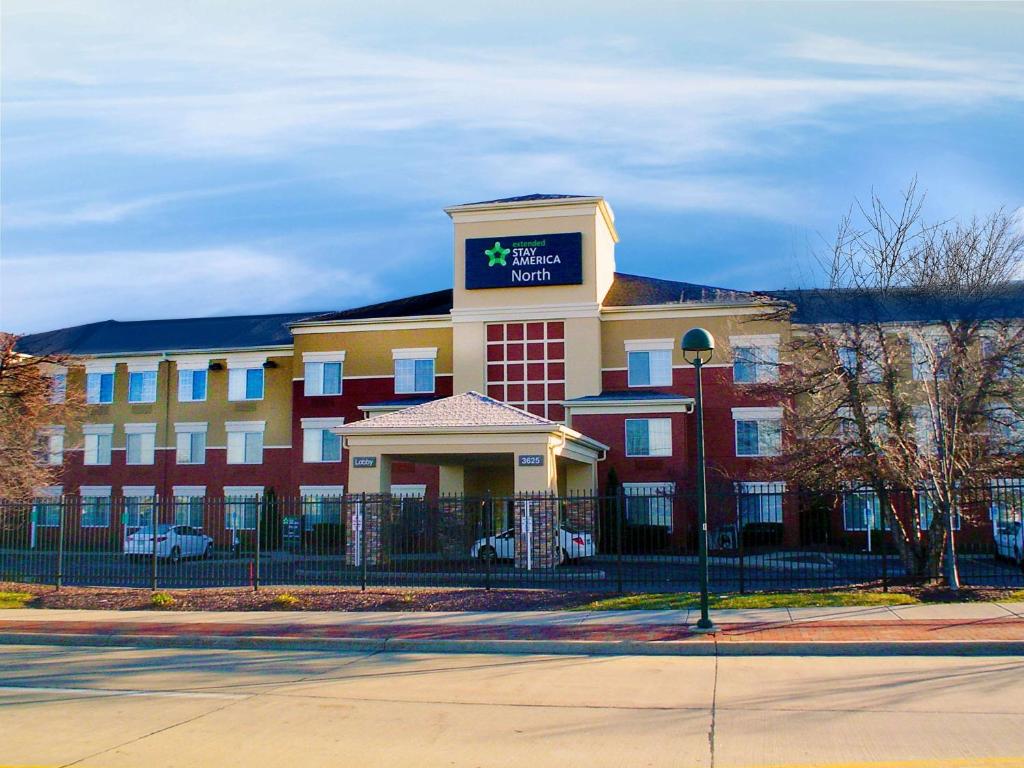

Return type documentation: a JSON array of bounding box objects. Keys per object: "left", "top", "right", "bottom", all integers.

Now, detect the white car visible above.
[
  {"left": 123, "top": 524, "right": 213, "bottom": 562},
  {"left": 994, "top": 518, "right": 1024, "bottom": 568},
  {"left": 471, "top": 526, "right": 596, "bottom": 565}
]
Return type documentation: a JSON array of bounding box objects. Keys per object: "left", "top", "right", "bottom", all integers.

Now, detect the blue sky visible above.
[{"left": 2, "top": 1, "right": 1023, "bottom": 333}]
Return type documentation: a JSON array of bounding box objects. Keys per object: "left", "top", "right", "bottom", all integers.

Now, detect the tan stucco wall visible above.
[{"left": 293, "top": 326, "right": 453, "bottom": 378}]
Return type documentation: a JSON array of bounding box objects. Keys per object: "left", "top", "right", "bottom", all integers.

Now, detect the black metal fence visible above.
[{"left": 1, "top": 484, "right": 1022, "bottom": 593}]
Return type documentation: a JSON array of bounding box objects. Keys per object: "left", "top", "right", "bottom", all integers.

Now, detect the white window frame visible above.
[
  {"left": 226, "top": 354, "right": 267, "bottom": 402},
  {"left": 39, "top": 426, "right": 65, "bottom": 466},
  {"left": 303, "top": 351, "right": 346, "bottom": 396},
  {"left": 301, "top": 417, "right": 344, "bottom": 463},
  {"left": 85, "top": 361, "right": 116, "bottom": 404},
  {"left": 730, "top": 334, "right": 780, "bottom": 384},
  {"left": 393, "top": 348, "right": 437, "bottom": 394},
  {"left": 300, "top": 485, "right": 346, "bottom": 525},
  {"left": 625, "top": 339, "right": 674, "bottom": 388},
  {"left": 735, "top": 481, "right": 785, "bottom": 525},
  {"left": 732, "top": 407, "right": 783, "bottom": 457},
  {"left": 172, "top": 485, "right": 206, "bottom": 527},
  {"left": 224, "top": 485, "right": 263, "bottom": 531},
  {"left": 83, "top": 424, "right": 114, "bottom": 465},
  {"left": 624, "top": 418, "right": 672, "bottom": 458},
  {"left": 176, "top": 357, "right": 210, "bottom": 403},
  {"left": 32, "top": 486, "right": 63, "bottom": 528},
  {"left": 48, "top": 367, "right": 68, "bottom": 404},
  {"left": 175, "top": 422, "right": 208, "bottom": 465},
  {"left": 842, "top": 486, "right": 885, "bottom": 532},
  {"left": 124, "top": 423, "right": 157, "bottom": 465},
  {"left": 80, "top": 485, "right": 113, "bottom": 529},
  {"left": 226, "top": 421, "right": 265, "bottom": 465},
  {"left": 126, "top": 359, "right": 160, "bottom": 404},
  {"left": 622, "top": 482, "right": 675, "bottom": 530}
]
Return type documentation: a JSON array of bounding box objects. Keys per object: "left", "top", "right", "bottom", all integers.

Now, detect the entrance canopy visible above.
[{"left": 336, "top": 392, "right": 608, "bottom": 495}]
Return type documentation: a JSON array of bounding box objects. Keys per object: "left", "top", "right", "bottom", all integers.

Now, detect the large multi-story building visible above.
[{"left": 18, "top": 194, "right": 1024, "bottom": 557}]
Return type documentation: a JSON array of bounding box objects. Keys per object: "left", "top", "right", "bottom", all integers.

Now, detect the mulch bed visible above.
[{"left": 3, "top": 580, "right": 1022, "bottom": 612}]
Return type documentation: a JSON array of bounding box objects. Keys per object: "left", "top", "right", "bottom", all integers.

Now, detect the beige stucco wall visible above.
[{"left": 293, "top": 326, "right": 453, "bottom": 378}]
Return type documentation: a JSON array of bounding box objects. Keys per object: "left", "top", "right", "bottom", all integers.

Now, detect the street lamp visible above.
[{"left": 682, "top": 327, "right": 717, "bottom": 633}]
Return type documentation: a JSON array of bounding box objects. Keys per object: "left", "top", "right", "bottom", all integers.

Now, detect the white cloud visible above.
[{"left": 0, "top": 246, "right": 374, "bottom": 333}]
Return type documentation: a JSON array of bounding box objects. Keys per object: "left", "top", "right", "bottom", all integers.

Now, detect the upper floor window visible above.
[
  {"left": 128, "top": 370, "right": 158, "bottom": 403},
  {"left": 304, "top": 352, "right": 345, "bottom": 396},
  {"left": 625, "top": 339, "right": 673, "bottom": 387},
  {"left": 178, "top": 368, "right": 208, "bottom": 402},
  {"left": 988, "top": 405, "right": 1023, "bottom": 452},
  {"left": 125, "top": 423, "right": 157, "bottom": 465},
  {"left": 625, "top": 418, "right": 672, "bottom": 457},
  {"left": 228, "top": 367, "right": 264, "bottom": 401},
  {"left": 910, "top": 338, "right": 951, "bottom": 382},
  {"left": 839, "top": 346, "right": 882, "bottom": 383},
  {"left": 302, "top": 418, "right": 343, "bottom": 463},
  {"left": 83, "top": 424, "right": 113, "bottom": 465},
  {"left": 393, "top": 348, "right": 437, "bottom": 394},
  {"left": 39, "top": 427, "right": 64, "bottom": 466},
  {"left": 730, "top": 335, "right": 779, "bottom": 384},
  {"left": 85, "top": 364, "right": 115, "bottom": 404},
  {"left": 226, "top": 421, "right": 265, "bottom": 464},
  {"left": 175, "top": 422, "right": 207, "bottom": 465},
  {"left": 733, "top": 407, "right": 782, "bottom": 457},
  {"left": 48, "top": 369, "right": 67, "bottom": 403}
]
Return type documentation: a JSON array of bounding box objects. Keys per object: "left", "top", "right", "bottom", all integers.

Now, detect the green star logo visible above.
[{"left": 485, "top": 241, "right": 510, "bottom": 267}]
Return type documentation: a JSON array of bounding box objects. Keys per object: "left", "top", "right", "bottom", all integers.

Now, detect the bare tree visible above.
[
  {"left": 764, "top": 183, "right": 1024, "bottom": 587},
  {"left": 0, "top": 333, "right": 81, "bottom": 499}
]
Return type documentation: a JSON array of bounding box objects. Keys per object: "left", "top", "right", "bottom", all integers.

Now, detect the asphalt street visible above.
[{"left": 1, "top": 644, "right": 1023, "bottom": 767}]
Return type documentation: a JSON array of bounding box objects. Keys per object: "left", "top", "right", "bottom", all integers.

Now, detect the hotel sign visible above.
[
  {"left": 352, "top": 456, "right": 377, "bottom": 468},
  {"left": 465, "top": 232, "right": 583, "bottom": 290}
]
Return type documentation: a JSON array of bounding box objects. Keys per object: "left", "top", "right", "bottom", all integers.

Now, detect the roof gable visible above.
[{"left": 341, "top": 391, "right": 555, "bottom": 432}]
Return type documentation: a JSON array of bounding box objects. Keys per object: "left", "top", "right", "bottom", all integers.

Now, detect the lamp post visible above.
[{"left": 682, "top": 327, "right": 717, "bottom": 633}]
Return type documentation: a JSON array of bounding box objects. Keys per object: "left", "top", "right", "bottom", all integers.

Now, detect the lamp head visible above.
[{"left": 681, "top": 327, "right": 715, "bottom": 365}]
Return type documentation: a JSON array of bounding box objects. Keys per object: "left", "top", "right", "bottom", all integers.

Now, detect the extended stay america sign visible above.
[{"left": 465, "top": 232, "right": 583, "bottom": 289}]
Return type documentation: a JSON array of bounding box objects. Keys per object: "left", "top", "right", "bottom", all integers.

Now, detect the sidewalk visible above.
[{"left": 2, "top": 603, "right": 1024, "bottom": 656}]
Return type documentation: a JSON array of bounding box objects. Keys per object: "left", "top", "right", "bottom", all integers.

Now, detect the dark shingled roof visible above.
[
  {"left": 769, "top": 282, "right": 1024, "bottom": 324},
  {"left": 300, "top": 289, "right": 453, "bottom": 323},
  {"left": 603, "top": 272, "right": 764, "bottom": 307},
  {"left": 455, "top": 193, "right": 593, "bottom": 206},
  {"left": 15, "top": 312, "right": 320, "bottom": 356}
]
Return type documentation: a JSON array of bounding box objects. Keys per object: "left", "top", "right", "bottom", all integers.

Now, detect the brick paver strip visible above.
[{"left": 2, "top": 618, "right": 1023, "bottom": 643}]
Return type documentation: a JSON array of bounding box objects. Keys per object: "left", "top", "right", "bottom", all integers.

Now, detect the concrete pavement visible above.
[
  {"left": 1, "top": 643, "right": 1023, "bottom": 767},
  {"left": 1, "top": 603, "right": 1024, "bottom": 655}
]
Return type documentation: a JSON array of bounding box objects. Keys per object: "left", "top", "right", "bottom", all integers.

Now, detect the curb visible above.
[{"left": 2, "top": 631, "right": 1024, "bottom": 657}]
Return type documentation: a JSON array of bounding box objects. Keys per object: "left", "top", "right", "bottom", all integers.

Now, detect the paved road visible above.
[{"left": 1, "top": 645, "right": 1023, "bottom": 767}]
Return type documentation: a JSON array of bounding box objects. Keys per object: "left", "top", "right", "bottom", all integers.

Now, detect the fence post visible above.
[
  {"left": 254, "top": 496, "right": 261, "bottom": 592},
  {"left": 615, "top": 489, "right": 624, "bottom": 594},
  {"left": 881, "top": 506, "right": 889, "bottom": 593},
  {"left": 360, "top": 492, "right": 367, "bottom": 592},
  {"left": 484, "top": 494, "right": 492, "bottom": 592},
  {"left": 56, "top": 496, "right": 65, "bottom": 591},
  {"left": 151, "top": 495, "right": 159, "bottom": 591},
  {"left": 737, "top": 500, "right": 746, "bottom": 595}
]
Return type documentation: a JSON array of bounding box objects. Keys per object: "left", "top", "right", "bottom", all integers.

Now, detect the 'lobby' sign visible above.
[
  {"left": 352, "top": 456, "right": 377, "bottom": 468},
  {"left": 465, "top": 232, "right": 582, "bottom": 290}
]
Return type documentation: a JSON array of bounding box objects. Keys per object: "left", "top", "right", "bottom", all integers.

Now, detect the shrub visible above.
[
  {"left": 272, "top": 593, "right": 301, "bottom": 610},
  {"left": 150, "top": 592, "right": 175, "bottom": 608}
]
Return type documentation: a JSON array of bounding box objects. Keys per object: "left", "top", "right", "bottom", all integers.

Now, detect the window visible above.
[
  {"left": 623, "top": 483, "right": 674, "bottom": 528},
  {"left": 395, "top": 359, "right": 435, "bottom": 394},
  {"left": 843, "top": 488, "right": 885, "bottom": 531},
  {"left": 733, "top": 408, "right": 782, "bottom": 457},
  {"left": 173, "top": 487, "right": 205, "bottom": 527},
  {"left": 913, "top": 406, "right": 936, "bottom": 454},
  {"left": 736, "top": 481, "right": 784, "bottom": 525},
  {"left": 39, "top": 427, "right": 64, "bottom": 465},
  {"left": 839, "top": 347, "right": 882, "bottom": 383},
  {"left": 127, "top": 371, "right": 157, "bottom": 403},
  {"left": 32, "top": 487, "right": 63, "bottom": 528},
  {"left": 178, "top": 369, "right": 208, "bottom": 402},
  {"left": 227, "top": 356, "right": 267, "bottom": 401},
  {"left": 224, "top": 487, "right": 262, "bottom": 531},
  {"left": 990, "top": 479, "right": 1023, "bottom": 526},
  {"left": 302, "top": 418, "right": 343, "bottom": 463},
  {"left": 226, "top": 422, "right": 265, "bottom": 464},
  {"left": 625, "top": 340, "right": 673, "bottom": 387},
  {"left": 86, "top": 371, "right": 115, "bottom": 404},
  {"left": 83, "top": 425, "right": 113, "bottom": 465},
  {"left": 731, "top": 336, "right": 779, "bottom": 383},
  {"left": 303, "top": 352, "right": 345, "bottom": 396},
  {"left": 625, "top": 418, "right": 672, "bottom": 457},
  {"left": 988, "top": 405, "right": 1023, "bottom": 452},
  {"left": 175, "top": 424, "right": 207, "bottom": 465},
  {"left": 80, "top": 487, "right": 112, "bottom": 528},
  {"left": 918, "top": 494, "right": 961, "bottom": 531},
  {"left": 300, "top": 486, "right": 345, "bottom": 525},
  {"left": 49, "top": 371, "right": 67, "bottom": 403},
  {"left": 125, "top": 424, "right": 156, "bottom": 465},
  {"left": 122, "top": 488, "right": 155, "bottom": 530},
  {"left": 837, "top": 407, "right": 888, "bottom": 455},
  {"left": 911, "top": 338, "right": 951, "bottom": 381}
]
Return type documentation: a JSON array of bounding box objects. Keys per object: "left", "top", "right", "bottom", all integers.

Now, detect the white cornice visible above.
[
  {"left": 600, "top": 304, "right": 773, "bottom": 320},
  {"left": 451, "top": 302, "right": 600, "bottom": 323},
  {"left": 290, "top": 316, "right": 452, "bottom": 334}
]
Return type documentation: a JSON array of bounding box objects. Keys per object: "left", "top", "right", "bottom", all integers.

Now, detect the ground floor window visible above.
[
  {"left": 122, "top": 496, "right": 154, "bottom": 530},
  {"left": 174, "top": 497, "right": 204, "bottom": 527},
  {"left": 736, "top": 481, "right": 784, "bottom": 525},
  {"left": 991, "top": 479, "right": 1023, "bottom": 524},
  {"left": 224, "top": 487, "right": 262, "bottom": 531},
  {"left": 300, "top": 486, "right": 345, "bottom": 525},
  {"left": 81, "top": 496, "right": 112, "bottom": 528},
  {"left": 622, "top": 482, "right": 674, "bottom": 529},
  {"left": 917, "top": 494, "right": 961, "bottom": 531},
  {"left": 842, "top": 487, "right": 885, "bottom": 531},
  {"left": 32, "top": 488, "right": 62, "bottom": 527}
]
